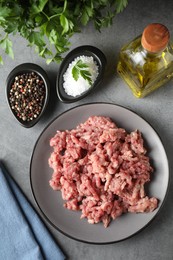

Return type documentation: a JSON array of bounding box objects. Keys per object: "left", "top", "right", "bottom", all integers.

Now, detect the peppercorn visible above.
[{"left": 9, "top": 72, "right": 46, "bottom": 122}]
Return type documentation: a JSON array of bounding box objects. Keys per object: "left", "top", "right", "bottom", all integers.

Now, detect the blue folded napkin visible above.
[{"left": 0, "top": 161, "right": 65, "bottom": 260}]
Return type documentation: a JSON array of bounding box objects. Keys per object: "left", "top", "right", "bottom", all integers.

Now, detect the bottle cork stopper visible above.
[{"left": 141, "top": 23, "right": 170, "bottom": 52}]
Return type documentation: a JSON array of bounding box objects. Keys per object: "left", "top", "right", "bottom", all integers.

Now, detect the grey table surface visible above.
[{"left": 1, "top": 0, "right": 173, "bottom": 259}]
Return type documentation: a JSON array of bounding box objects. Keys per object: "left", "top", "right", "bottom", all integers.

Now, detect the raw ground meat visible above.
[{"left": 48, "top": 116, "right": 158, "bottom": 227}]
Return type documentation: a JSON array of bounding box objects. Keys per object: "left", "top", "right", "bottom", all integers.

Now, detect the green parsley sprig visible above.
[
  {"left": 0, "top": 0, "right": 128, "bottom": 65},
  {"left": 72, "top": 59, "right": 92, "bottom": 86}
]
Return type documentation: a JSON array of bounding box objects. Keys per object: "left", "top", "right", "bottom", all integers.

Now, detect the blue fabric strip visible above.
[{"left": 0, "top": 161, "right": 65, "bottom": 260}]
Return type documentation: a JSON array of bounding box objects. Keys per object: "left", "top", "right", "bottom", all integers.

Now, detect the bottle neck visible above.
[{"left": 141, "top": 43, "right": 168, "bottom": 57}]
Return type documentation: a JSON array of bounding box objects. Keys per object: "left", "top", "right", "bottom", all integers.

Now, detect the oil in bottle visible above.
[{"left": 117, "top": 23, "right": 173, "bottom": 98}]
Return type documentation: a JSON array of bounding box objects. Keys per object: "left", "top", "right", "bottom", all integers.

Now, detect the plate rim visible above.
[{"left": 30, "top": 102, "right": 170, "bottom": 244}]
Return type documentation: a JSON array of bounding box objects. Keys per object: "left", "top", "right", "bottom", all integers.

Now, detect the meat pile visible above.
[{"left": 48, "top": 116, "right": 158, "bottom": 227}]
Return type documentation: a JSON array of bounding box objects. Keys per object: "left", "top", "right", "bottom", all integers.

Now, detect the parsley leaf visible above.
[
  {"left": 0, "top": 35, "right": 14, "bottom": 59},
  {"left": 0, "top": 6, "right": 11, "bottom": 22},
  {"left": 115, "top": 0, "right": 129, "bottom": 13},
  {"left": 31, "top": 0, "right": 49, "bottom": 14},
  {"left": 72, "top": 59, "right": 92, "bottom": 86},
  {"left": 0, "top": 55, "right": 3, "bottom": 65}
]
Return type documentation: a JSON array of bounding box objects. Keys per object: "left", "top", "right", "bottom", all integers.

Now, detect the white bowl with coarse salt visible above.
[{"left": 56, "top": 45, "right": 107, "bottom": 103}]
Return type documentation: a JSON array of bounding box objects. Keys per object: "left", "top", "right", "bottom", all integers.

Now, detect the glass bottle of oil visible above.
[{"left": 117, "top": 23, "right": 173, "bottom": 98}]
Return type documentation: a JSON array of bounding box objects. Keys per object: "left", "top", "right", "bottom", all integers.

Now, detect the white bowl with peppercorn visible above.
[{"left": 6, "top": 63, "right": 50, "bottom": 128}]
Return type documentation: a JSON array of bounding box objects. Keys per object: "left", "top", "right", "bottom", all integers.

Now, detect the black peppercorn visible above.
[{"left": 9, "top": 72, "right": 46, "bottom": 122}]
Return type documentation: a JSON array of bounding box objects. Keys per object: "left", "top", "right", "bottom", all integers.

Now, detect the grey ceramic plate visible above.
[{"left": 30, "top": 103, "right": 169, "bottom": 244}]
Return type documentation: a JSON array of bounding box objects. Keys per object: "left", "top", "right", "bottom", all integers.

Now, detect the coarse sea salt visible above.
[{"left": 63, "top": 55, "right": 99, "bottom": 97}]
